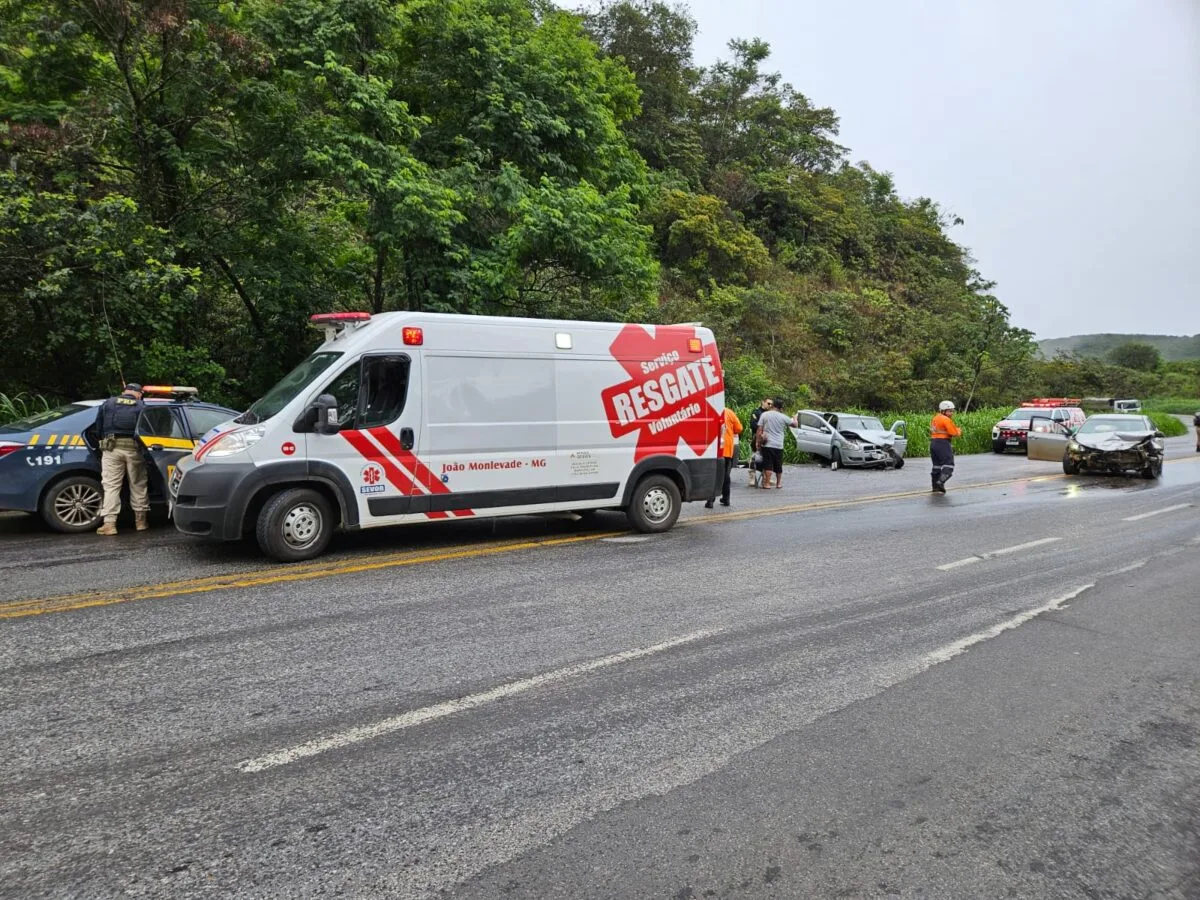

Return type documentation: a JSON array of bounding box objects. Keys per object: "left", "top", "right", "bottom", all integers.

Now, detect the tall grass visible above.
[
  {"left": 1144, "top": 397, "right": 1200, "bottom": 416},
  {"left": 1146, "top": 411, "right": 1188, "bottom": 438},
  {"left": 0, "top": 392, "right": 52, "bottom": 426},
  {"left": 730, "top": 403, "right": 1012, "bottom": 462}
]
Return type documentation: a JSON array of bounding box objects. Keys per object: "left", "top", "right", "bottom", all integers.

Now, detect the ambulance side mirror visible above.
[{"left": 314, "top": 394, "right": 341, "bottom": 435}]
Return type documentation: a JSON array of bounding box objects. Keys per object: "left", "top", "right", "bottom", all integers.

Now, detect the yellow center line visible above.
[{"left": 3, "top": 458, "right": 1196, "bottom": 620}]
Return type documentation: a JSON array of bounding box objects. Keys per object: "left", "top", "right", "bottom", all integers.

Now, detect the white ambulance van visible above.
[{"left": 172, "top": 311, "right": 726, "bottom": 561}]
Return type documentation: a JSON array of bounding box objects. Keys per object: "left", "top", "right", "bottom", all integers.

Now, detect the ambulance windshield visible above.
[{"left": 238, "top": 352, "right": 343, "bottom": 424}]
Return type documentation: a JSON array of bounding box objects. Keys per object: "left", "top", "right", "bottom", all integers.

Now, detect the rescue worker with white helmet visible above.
[{"left": 930, "top": 400, "right": 962, "bottom": 493}]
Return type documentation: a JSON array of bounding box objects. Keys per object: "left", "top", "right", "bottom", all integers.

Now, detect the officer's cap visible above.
[{"left": 124, "top": 382, "right": 143, "bottom": 393}]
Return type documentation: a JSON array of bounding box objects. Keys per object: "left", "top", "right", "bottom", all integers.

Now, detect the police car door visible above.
[
  {"left": 136, "top": 406, "right": 195, "bottom": 501},
  {"left": 305, "top": 353, "right": 422, "bottom": 523}
]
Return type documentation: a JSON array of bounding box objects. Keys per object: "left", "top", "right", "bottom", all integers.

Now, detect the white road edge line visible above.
[
  {"left": 1122, "top": 503, "right": 1192, "bottom": 522},
  {"left": 936, "top": 536, "right": 1062, "bottom": 572},
  {"left": 238, "top": 630, "right": 716, "bottom": 774},
  {"left": 921, "top": 584, "right": 1094, "bottom": 667}
]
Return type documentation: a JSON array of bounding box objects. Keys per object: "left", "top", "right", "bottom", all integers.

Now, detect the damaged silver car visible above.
[
  {"left": 790, "top": 411, "right": 908, "bottom": 470},
  {"left": 1027, "top": 413, "right": 1165, "bottom": 479}
]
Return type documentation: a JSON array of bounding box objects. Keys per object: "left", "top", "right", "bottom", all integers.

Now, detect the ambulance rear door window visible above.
[{"left": 425, "top": 355, "right": 554, "bottom": 453}]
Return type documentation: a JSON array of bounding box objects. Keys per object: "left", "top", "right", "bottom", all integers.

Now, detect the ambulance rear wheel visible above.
[
  {"left": 257, "top": 487, "right": 333, "bottom": 562},
  {"left": 626, "top": 475, "right": 681, "bottom": 534}
]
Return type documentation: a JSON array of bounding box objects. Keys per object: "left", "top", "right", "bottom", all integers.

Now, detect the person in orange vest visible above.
[
  {"left": 706, "top": 407, "right": 744, "bottom": 508},
  {"left": 930, "top": 400, "right": 962, "bottom": 493}
]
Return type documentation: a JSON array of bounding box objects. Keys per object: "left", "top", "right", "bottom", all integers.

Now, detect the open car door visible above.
[
  {"left": 136, "top": 406, "right": 197, "bottom": 505},
  {"left": 1026, "top": 414, "right": 1070, "bottom": 462}
]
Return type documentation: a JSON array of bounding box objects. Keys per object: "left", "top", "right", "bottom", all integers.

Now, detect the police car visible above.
[{"left": 0, "top": 387, "right": 238, "bottom": 532}]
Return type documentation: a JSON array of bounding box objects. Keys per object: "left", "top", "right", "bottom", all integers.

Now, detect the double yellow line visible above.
[{"left": 3, "top": 460, "right": 1195, "bottom": 621}]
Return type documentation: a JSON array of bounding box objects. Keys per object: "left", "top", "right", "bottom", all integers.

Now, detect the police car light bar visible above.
[{"left": 142, "top": 385, "right": 199, "bottom": 399}]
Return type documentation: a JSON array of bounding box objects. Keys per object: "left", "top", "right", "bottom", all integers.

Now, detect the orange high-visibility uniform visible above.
[
  {"left": 930, "top": 413, "right": 961, "bottom": 440},
  {"left": 719, "top": 409, "right": 743, "bottom": 458}
]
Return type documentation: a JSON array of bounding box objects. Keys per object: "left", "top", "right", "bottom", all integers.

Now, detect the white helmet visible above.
[{"left": 938, "top": 400, "right": 956, "bottom": 411}]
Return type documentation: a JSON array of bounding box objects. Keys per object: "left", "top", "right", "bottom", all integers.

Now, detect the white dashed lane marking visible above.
[
  {"left": 1122, "top": 503, "right": 1192, "bottom": 522},
  {"left": 936, "top": 537, "right": 1063, "bottom": 572},
  {"left": 238, "top": 630, "right": 716, "bottom": 773}
]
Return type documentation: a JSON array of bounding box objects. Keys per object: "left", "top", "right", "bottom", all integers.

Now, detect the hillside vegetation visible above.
[
  {"left": 2, "top": 0, "right": 1195, "bottom": 414},
  {"left": 1039, "top": 334, "right": 1200, "bottom": 362}
]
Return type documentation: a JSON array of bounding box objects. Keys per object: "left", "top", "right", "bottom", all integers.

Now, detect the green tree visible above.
[{"left": 1107, "top": 341, "right": 1161, "bottom": 372}]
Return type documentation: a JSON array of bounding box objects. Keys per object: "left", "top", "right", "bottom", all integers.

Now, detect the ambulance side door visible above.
[{"left": 303, "top": 352, "right": 421, "bottom": 523}]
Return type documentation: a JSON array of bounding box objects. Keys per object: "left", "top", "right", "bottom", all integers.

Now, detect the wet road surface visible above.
[{"left": 2, "top": 432, "right": 1199, "bottom": 898}]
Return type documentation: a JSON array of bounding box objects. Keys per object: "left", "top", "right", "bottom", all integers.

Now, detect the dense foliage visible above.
[{"left": 0, "top": 0, "right": 1126, "bottom": 414}]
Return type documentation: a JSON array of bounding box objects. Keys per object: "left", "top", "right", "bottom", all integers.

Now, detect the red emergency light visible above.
[
  {"left": 1024, "top": 398, "right": 1081, "bottom": 408},
  {"left": 310, "top": 312, "right": 371, "bottom": 326},
  {"left": 402, "top": 327, "right": 423, "bottom": 346}
]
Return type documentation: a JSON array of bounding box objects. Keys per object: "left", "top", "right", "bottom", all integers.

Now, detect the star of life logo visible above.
[
  {"left": 600, "top": 325, "right": 724, "bottom": 462},
  {"left": 360, "top": 462, "right": 386, "bottom": 494}
]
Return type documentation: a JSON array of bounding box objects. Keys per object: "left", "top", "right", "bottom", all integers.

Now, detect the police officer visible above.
[
  {"left": 930, "top": 400, "right": 962, "bottom": 493},
  {"left": 94, "top": 383, "right": 150, "bottom": 535}
]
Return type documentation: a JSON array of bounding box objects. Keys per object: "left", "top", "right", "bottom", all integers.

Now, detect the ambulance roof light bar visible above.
[
  {"left": 1024, "top": 397, "right": 1081, "bottom": 408},
  {"left": 310, "top": 311, "right": 372, "bottom": 341}
]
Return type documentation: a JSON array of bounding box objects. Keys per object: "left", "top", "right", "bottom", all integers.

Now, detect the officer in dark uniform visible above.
[{"left": 94, "top": 383, "right": 149, "bottom": 535}]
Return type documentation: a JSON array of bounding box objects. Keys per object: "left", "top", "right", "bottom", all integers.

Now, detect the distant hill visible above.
[{"left": 1037, "top": 333, "right": 1200, "bottom": 362}]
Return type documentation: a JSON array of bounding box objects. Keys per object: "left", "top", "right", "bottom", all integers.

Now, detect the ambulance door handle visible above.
[{"left": 400, "top": 428, "right": 414, "bottom": 451}]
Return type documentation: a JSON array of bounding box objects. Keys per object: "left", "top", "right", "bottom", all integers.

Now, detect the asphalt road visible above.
[{"left": 2, "top": 431, "right": 1199, "bottom": 899}]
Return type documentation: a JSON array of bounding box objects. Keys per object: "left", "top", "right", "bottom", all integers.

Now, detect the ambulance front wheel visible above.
[
  {"left": 257, "top": 487, "right": 334, "bottom": 562},
  {"left": 626, "top": 474, "right": 681, "bottom": 534}
]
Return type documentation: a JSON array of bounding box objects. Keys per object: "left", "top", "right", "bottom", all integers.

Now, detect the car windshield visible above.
[
  {"left": 0, "top": 404, "right": 91, "bottom": 435},
  {"left": 838, "top": 416, "right": 885, "bottom": 431},
  {"left": 238, "top": 352, "right": 343, "bottom": 424},
  {"left": 1005, "top": 408, "right": 1044, "bottom": 422},
  {"left": 1078, "top": 417, "right": 1148, "bottom": 435}
]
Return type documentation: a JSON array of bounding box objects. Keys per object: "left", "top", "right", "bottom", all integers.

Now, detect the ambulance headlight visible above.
[{"left": 196, "top": 425, "right": 266, "bottom": 460}]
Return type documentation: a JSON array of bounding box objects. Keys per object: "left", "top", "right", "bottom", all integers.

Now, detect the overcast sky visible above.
[{"left": 573, "top": 0, "right": 1200, "bottom": 340}]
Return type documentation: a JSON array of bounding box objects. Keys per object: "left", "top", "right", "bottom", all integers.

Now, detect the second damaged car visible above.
[
  {"left": 1027, "top": 413, "right": 1165, "bottom": 479},
  {"left": 790, "top": 411, "right": 908, "bottom": 470}
]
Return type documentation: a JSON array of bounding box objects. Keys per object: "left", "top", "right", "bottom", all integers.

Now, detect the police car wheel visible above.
[
  {"left": 41, "top": 476, "right": 104, "bottom": 533},
  {"left": 626, "top": 474, "right": 680, "bottom": 534},
  {"left": 256, "top": 488, "right": 333, "bottom": 562}
]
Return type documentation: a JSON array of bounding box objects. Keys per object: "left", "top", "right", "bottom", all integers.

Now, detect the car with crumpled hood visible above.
[
  {"left": 790, "top": 411, "right": 907, "bottom": 470},
  {"left": 1026, "top": 413, "right": 1164, "bottom": 479}
]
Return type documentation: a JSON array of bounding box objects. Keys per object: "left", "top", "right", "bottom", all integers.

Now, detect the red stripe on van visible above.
[
  {"left": 368, "top": 427, "right": 476, "bottom": 518},
  {"left": 341, "top": 430, "right": 450, "bottom": 520}
]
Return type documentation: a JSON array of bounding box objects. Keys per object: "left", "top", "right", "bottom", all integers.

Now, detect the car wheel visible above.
[
  {"left": 256, "top": 487, "right": 334, "bottom": 562},
  {"left": 891, "top": 453, "right": 905, "bottom": 470},
  {"left": 992, "top": 441, "right": 1005, "bottom": 454},
  {"left": 626, "top": 474, "right": 681, "bottom": 534},
  {"left": 1142, "top": 460, "right": 1163, "bottom": 480},
  {"left": 1062, "top": 455, "right": 1078, "bottom": 476},
  {"left": 40, "top": 475, "right": 104, "bottom": 533},
  {"left": 830, "top": 448, "right": 842, "bottom": 471}
]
